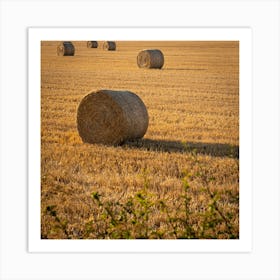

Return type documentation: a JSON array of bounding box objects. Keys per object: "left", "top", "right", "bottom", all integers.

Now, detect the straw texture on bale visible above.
[
  {"left": 103, "top": 41, "right": 116, "bottom": 51},
  {"left": 77, "top": 90, "right": 149, "bottom": 145},
  {"left": 57, "top": 41, "right": 75, "bottom": 56},
  {"left": 87, "top": 41, "right": 98, "bottom": 48},
  {"left": 137, "top": 49, "right": 164, "bottom": 69}
]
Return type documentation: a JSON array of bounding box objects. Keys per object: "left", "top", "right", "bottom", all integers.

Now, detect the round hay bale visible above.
[
  {"left": 103, "top": 41, "right": 116, "bottom": 51},
  {"left": 57, "top": 41, "right": 75, "bottom": 56},
  {"left": 137, "top": 49, "right": 164, "bottom": 69},
  {"left": 77, "top": 90, "right": 149, "bottom": 145},
  {"left": 87, "top": 41, "right": 98, "bottom": 48}
]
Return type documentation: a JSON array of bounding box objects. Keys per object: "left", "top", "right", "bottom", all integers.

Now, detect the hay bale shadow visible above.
[
  {"left": 123, "top": 138, "right": 239, "bottom": 158},
  {"left": 163, "top": 68, "right": 208, "bottom": 71}
]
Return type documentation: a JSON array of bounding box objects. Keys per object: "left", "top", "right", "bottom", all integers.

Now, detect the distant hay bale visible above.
[
  {"left": 103, "top": 41, "right": 116, "bottom": 51},
  {"left": 77, "top": 90, "right": 149, "bottom": 145},
  {"left": 137, "top": 49, "right": 164, "bottom": 69},
  {"left": 57, "top": 41, "right": 75, "bottom": 56},
  {"left": 87, "top": 41, "right": 98, "bottom": 48}
]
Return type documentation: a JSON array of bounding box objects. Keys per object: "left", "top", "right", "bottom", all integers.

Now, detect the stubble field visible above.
[{"left": 41, "top": 41, "right": 239, "bottom": 239}]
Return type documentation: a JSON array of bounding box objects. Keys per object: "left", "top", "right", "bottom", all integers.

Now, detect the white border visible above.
[{"left": 28, "top": 27, "right": 252, "bottom": 253}]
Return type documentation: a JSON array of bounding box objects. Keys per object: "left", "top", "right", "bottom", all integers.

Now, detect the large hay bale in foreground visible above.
[
  {"left": 103, "top": 41, "right": 116, "bottom": 51},
  {"left": 57, "top": 41, "right": 75, "bottom": 56},
  {"left": 87, "top": 41, "right": 98, "bottom": 48},
  {"left": 77, "top": 90, "right": 149, "bottom": 145},
  {"left": 137, "top": 49, "right": 164, "bottom": 69}
]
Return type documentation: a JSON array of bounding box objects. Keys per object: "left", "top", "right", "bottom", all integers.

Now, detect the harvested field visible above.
[{"left": 41, "top": 41, "right": 239, "bottom": 239}]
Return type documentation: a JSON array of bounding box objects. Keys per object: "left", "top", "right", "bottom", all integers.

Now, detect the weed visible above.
[{"left": 78, "top": 170, "right": 238, "bottom": 239}]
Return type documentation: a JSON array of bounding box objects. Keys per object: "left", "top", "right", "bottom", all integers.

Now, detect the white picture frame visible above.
[{"left": 29, "top": 27, "right": 251, "bottom": 253}]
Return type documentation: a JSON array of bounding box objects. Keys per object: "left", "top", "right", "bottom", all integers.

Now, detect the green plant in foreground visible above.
[
  {"left": 43, "top": 169, "right": 238, "bottom": 239},
  {"left": 44, "top": 205, "right": 70, "bottom": 239},
  {"left": 177, "top": 175, "right": 197, "bottom": 238},
  {"left": 90, "top": 187, "right": 155, "bottom": 239},
  {"left": 87, "top": 172, "right": 238, "bottom": 239}
]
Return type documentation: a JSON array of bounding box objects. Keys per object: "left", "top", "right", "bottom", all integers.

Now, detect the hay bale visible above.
[
  {"left": 57, "top": 41, "right": 75, "bottom": 56},
  {"left": 77, "top": 90, "right": 149, "bottom": 145},
  {"left": 103, "top": 41, "right": 116, "bottom": 51},
  {"left": 87, "top": 41, "right": 98, "bottom": 48},
  {"left": 137, "top": 49, "right": 164, "bottom": 69}
]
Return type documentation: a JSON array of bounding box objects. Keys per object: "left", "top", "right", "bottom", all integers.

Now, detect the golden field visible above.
[{"left": 41, "top": 41, "right": 239, "bottom": 239}]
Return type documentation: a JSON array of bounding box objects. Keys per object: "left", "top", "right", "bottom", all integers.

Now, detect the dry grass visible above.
[{"left": 41, "top": 41, "right": 239, "bottom": 239}]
